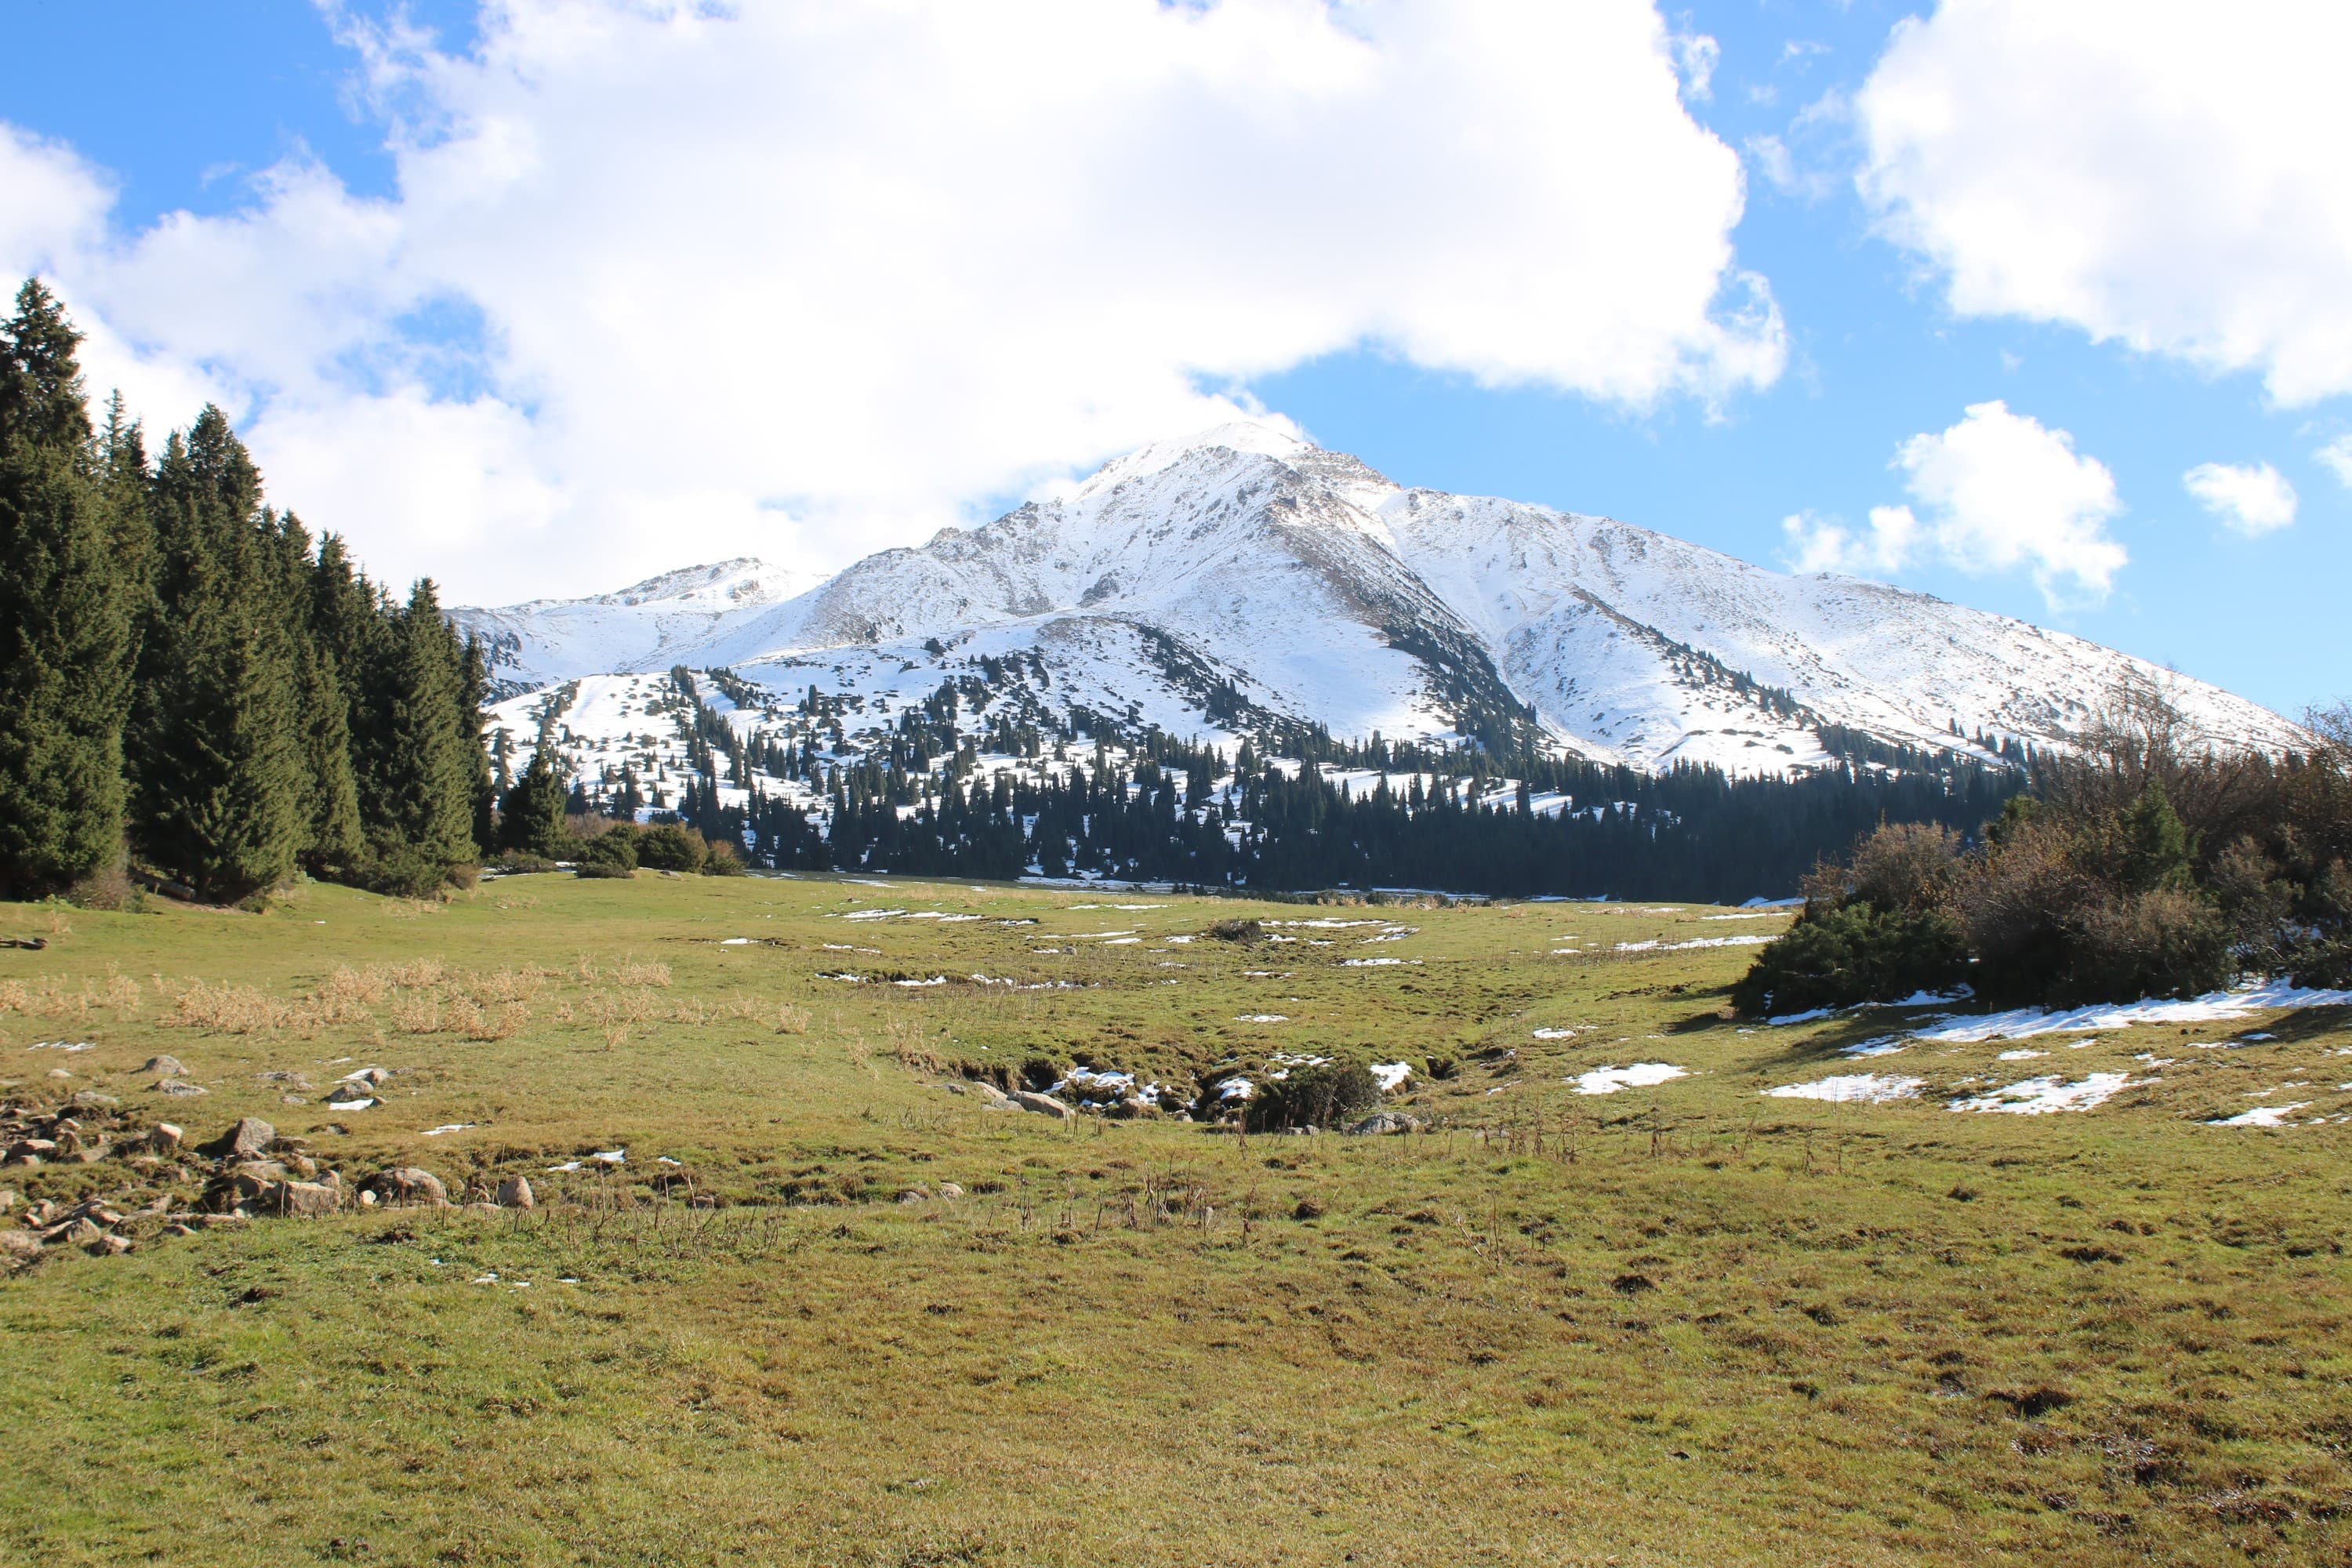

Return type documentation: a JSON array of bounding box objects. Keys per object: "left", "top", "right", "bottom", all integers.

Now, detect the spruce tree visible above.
[
  {"left": 0, "top": 281, "right": 136, "bottom": 898},
  {"left": 127, "top": 408, "right": 306, "bottom": 902},
  {"left": 497, "top": 748, "right": 570, "bottom": 858},
  {"left": 365, "top": 579, "right": 478, "bottom": 880}
]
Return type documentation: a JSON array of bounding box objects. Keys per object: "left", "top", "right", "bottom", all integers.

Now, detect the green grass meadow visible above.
[{"left": 2, "top": 872, "right": 2348, "bottom": 1566}]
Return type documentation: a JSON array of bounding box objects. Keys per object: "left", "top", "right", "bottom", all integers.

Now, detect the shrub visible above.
[
  {"left": 358, "top": 843, "right": 463, "bottom": 900},
  {"left": 578, "top": 825, "right": 639, "bottom": 873},
  {"left": 1247, "top": 1059, "right": 1380, "bottom": 1132},
  {"left": 701, "top": 839, "right": 746, "bottom": 876},
  {"left": 1207, "top": 918, "right": 1262, "bottom": 942},
  {"left": 575, "top": 862, "right": 634, "bottom": 880},
  {"left": 1732, "top": 902, "right": 1969, "bottom": 1017},
  {"left": 2062, "top": 887, "right": 2231, "bottom": 1004},
  {"left": 485, "top": 853, "right": 564, "bottom": 876},
  {"left": 637, "top": 823, "right": 706, "bottom": 873}
]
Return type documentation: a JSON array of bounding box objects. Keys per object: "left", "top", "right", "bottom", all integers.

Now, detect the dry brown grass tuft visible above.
[
  {"left": 165, "top": 979, "right": 315, "bottom": 1036},
  {"left": 613, "top": 957, "right": 671, "bottom": 988}
]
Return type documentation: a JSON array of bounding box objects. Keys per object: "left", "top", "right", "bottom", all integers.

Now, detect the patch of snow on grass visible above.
[
  {"left": 1838, "top": 1037, "right": 1906, "bottom": 1058},
  {"left": 1236, "top": 1014, "right": 1288, "bottom": 1023},
  {"left": 1918, "top": 982, "right": 2352, "bottom": 1043},
  {"left": 1948, "top": 1074, "right": 2131, "bottom": 1114},
  {"left": 1572, "top": 1062, "right": 1687, "bottom": 1095},
  {"left": 1369, "top": 1062, "right": 1413, "bottom": 1092},
  {"left": 2209, "top": 1103, "right": 2311, "bottom": 1127},
  {"left": 1765, "top": 1074, "right": 1922, "bottom": 1103},
  {"left": 1996, "top": 1048, "right": 2045, "bottom": 1061},
  {"left": 1531, "top": 1027, "right": 1579, "bottom": 1040}
]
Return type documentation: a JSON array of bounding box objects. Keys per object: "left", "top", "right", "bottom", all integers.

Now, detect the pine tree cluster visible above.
[{"left": 0, "top": 281, "right": 492, "bottom": 905}]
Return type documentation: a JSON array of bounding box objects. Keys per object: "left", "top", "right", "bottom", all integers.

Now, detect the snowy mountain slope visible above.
[{"left": 458, "top": 423, "right": 2303, "bottom": 774}]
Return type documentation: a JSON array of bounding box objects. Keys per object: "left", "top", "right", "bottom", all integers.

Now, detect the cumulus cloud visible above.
[
  {"left": 1786, "top": 401, "right": 2126, "bottom": 606},
  {"left": 0, "top": 0, "right": 1782, "bottom": 604},
  {"left": 1857, "top": 1, "right": 2352, "bottom": 403},
  {"left": 2183, "top": 461, "right": 2296, "bottom": 538},
  {"left": 2318, "top": 437, "right": 2352, "bottom": 490}
]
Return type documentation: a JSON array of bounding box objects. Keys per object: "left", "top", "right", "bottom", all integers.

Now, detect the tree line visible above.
[
  {"left": 1734, "top": 677, "right": 2352, "bottom": 1014},
  {"left": 0, "top": 281, "right": 491, "bottom": 905}
]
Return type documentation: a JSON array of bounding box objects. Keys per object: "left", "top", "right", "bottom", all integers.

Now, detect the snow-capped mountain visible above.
[{"left": 456, "top": 423, "right": 2301, "bottom": 775}]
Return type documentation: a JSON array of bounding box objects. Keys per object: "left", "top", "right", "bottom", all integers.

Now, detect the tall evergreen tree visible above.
[
  {"left": 497, "top": 748, "right": 570, "bottom": 858},
  {"left": 127, "top": 408, "right": 306, "bottom": 902},
  {"left": 363, "top": 579, "right": 478, "bottom": 877},
  {"left": 0, "top": 281, "right": 137, "bottom": 898}
]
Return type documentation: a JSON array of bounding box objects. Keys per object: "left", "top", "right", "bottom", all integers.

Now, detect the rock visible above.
[
  {"left": 284, "top": 1153, "right": 318, "bottom": 1179},
  {"left": 50, "top": 1218, "right": 104, "bottom": 1247},
  {"left": 942, "top": 1080, "right": 1013, "bottom": 1108},
  {"left": 342, "top": 1067, "right": 390, "bottom": 1086},
  {"left": 149, "top": 1123, "right": 184, "bottom": 1151},
  {"left": 937, "top": 1182, "right": 964, "bottom": 1200},
  {"left": 361, "top": 1167, "right": 449, "bottom": 1207},
  {"left": 356, "top": 1189, "right": 377, "bottom": 1207},
  {"left": 0, "top": 1189, "right": 13, "bottom": 1211},
  {"left": 85, "top": 1234, "right": 135, "bottom": 1257},
  {"left": 494, "top": 1176, "right": 534, "bottom": 1210},
  {"left": 5, "top": 1138, "right": 57, "bottom": 1166},
  {"left": 142, "top": 1054, "right": 187, "bottom": 1078},
  {"left": 164, "top": 1221, "right": 198, "bottom": 1236},
  {"left": 325, "top": 1083, "right": 376, "bottom": 1106},
  {"left": 0, "top": 1231, "right": 40, "bottom": 1260},
  {"left": 266, "top": 1180, "right": 343, "bottom": 1217},
  {"left": 157, "top": 1080, "right": 209, "bottom": 1097},
  {"left": 896, "top": 1187, "right": 931, "bottom": 1203},
  {"left": 1009, "top": 1090, "right": 1076, "bottom": 1120},
  {"left": 45, "top": 1068, "right": 71, "bottom": 1080},
  {"left": 198, "top": 1117, "right": 276, "bottom": 1161},
  {"left": 1345, "top": 1112, "right": 1423, "bottom": 1136},
  {"left": 67, "top": 1091, "right": 120, "bottom": 1111},
  {"left": 464, "top": 1202, "right": 501, "bottom": 1215}
]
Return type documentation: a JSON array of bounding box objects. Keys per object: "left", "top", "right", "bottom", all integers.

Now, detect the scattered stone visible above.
[
  {"left": 325, "top": 1083, "right": 376, "bottom": 1106},
  {"left": 361, "top": 1167, "right": 450, "bottom": 1207},
  {"left": 267, "top": 1180, "right": 343, "bottom": 1217},
  {"left": 1345, "top": 1112, "right": 1423, "bottom": 1136},
  {"left": 937, "top": 1182, "right": 964, "bottom": 1200},
  {"left": 164, "top": 1221, "right": 198, "bottom": 1237},
  {"left": 942, "top": 1080, "right": 1013, "bottom": 1108},
  {"left": 495, "top": 1175, "right": 534, "bottom": 1210},
  {"left": 51, "top": 1218, "right": 104, "bottom": 1247},
  {"left": 67, "top": 1091, "right": 120, "bottom": 1111},
  {"left": 157, "top": 1080, "right": 209, "bottom": 1098},
  {"left": 0, "top": 1188, "right": 13, "bottom": 1211},
  {"left": 464, "top": 1201, "right": 501, "bottom": 1216},
  {"left": 896, "top": 1187, "right": 932, "bottom": 1203},
  {"left": 1009, "top": 1090, "right": 1076, "bottom": 1120},
  {"left": 5, "top": 1138, "right": 57, "bottom": 1165},
  {"left": 142, "top": 1055, "right": 187, "bottom": 1078},
  {"left": 85, "top": 1233, "right": 134, "bottom": 1257},
  {"left": 45, "top": 1068, "right": 71, "bottom": 1080},
  {"left": 198, "top": 1117, "right": 276, "bottom": 1161},
  {"left": 0, "top": 1231, "right": 40, "bottom": 1261},
  {"left": 340, "top": 1067, "right": 390, "bottom": 1087},
  {"left": 148, "top": 1123, "right": 183, "bottom": 1153}
]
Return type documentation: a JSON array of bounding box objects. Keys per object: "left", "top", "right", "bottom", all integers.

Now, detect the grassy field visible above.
[{"left": 2, "top": 870, "right": 2348, "bottom": 1567}]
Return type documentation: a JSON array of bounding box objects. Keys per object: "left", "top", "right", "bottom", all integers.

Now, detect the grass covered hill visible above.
[{"left": 3, "top": 870, "right": 2350, "bottom": 1566}]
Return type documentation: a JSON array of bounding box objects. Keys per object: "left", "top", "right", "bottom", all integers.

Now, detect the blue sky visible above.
[{"left": 3, "top": 1, "right": 2344, "bottom": 719}]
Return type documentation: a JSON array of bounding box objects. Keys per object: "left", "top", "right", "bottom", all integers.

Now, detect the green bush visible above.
[
  {"left": 579, "top": 825, "right": 638, "bottom": 873},
  {"left": 1732, "top": 902, "right": 1969, "bottom": 1017},
  {"left": 637, "top": 823, "right": 706, "bottom": 873},
  {"left": 1247, "top": 1059, "right": 1380, "bottom": 1132},
  {"left": 701, "top": 838, "right": 746, "bottom": 876}
]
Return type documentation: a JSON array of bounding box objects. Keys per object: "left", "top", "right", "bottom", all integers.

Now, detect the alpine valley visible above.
[{"left": 452, "top": 424, "right": 2300, "bottom": 899}]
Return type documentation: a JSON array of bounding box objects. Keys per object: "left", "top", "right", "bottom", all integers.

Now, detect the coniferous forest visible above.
[
  {"left": 0, "top": 281, "right": 490, "bottom": 906},
  {"left": 4, "top": 276, "right": 2025, "bottom": 907}
]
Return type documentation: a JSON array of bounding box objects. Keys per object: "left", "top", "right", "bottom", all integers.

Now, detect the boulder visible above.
[
  {"left": 325, "top": 1083, "right": 376, "bottom": 1106},
  {"left": 85, "top": 1234, "right": 135, "bottom": 1257},
  {"left": 157, "top": 1080, "right": 209, "bottom": 1098},
  {"left": 142, "top": 1054, "right": 187, "bottom": 1079},
  {"left": 494, "top": 1176, "right": 534, "bottom": 1210},
  {"left": 198, "top": 1117, "right": 276, "bottom": 1161},
  {"left": 942, "top": 1080, "right": 1013, "bottom": 1108},
  {"left": 266, "top": 1180, "right": 343, "bottom": 1217},
  {"left": 1345, "top": 1112, "right": 1423, "bottom": 1137},
  {"left": 49, "top": 1218, "right": 104, "bottom": 1247},
  {"left": 5, "top": 1139, "right": 57, "bottom": 1166},
  {"left": 896, "top": 1187, "right": 932, "bottom": 1203},
  {"left": 361, "top": 1167, "right": 449, "bottom": 1207},
  {"left": 937, "top": 1182, "right": 964, "bottom": 1200},
  {"left": 1009, "top": 1090, "right": 1076, "bottom": 1121},
  {"left": 149, "top": 1123, "right": 184, "bottom": 1151},
  {"left": 0, "top": 1230, "right": 42, "bottom": 1260},
  {"left": 67, "top": 1091, "right": 120, "bottom": 1111}
]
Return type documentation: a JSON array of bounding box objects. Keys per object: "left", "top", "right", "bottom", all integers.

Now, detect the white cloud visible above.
[
  {"left": 2183, "top": 461, "right": 2296, "bottom": 538},
  {"left": 2318, "top": 437, "right": 2352, "bottom": 490},
  {"left": 0, "top": 0, "right": 1782, "bottom": 605},
  {"left": 1786, "top": 400, "right": 2126, "bottom": 606},
  {"left": 1671, "top": 31, "right": 1720, "bottom": 101},
  {"left": 1857, "top": 1, "right": 2352, "bottom": 403}
]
